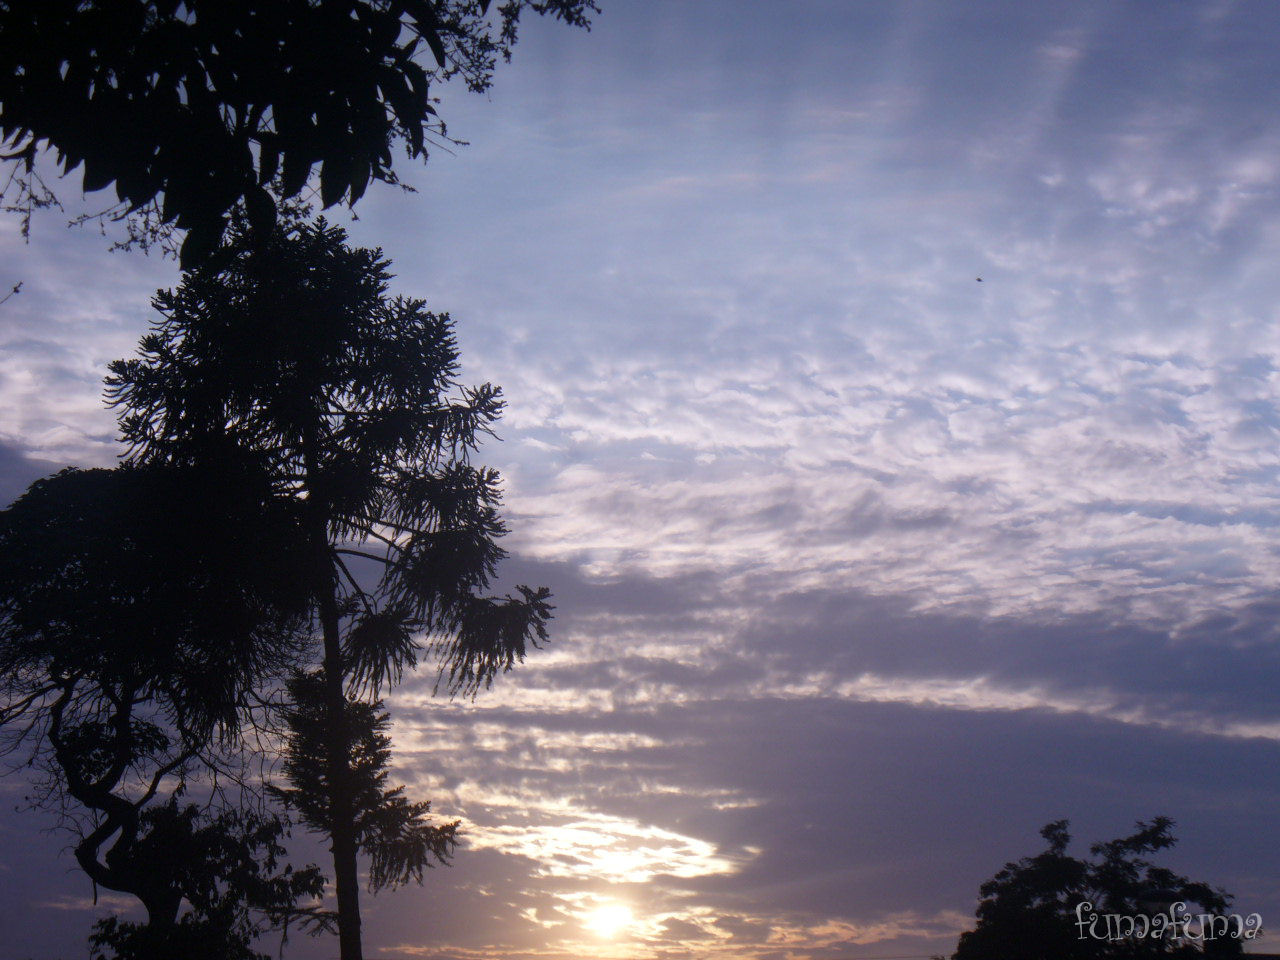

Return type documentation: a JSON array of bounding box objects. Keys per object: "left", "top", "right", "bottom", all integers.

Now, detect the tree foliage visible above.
[
  {"left": 0, "top": 464, "right": 310, "bottom": 742},
  {"left": 0, "top": 464, "right": 322, "bottom": 952},
  {"left": 0, "top": 0, "right": 598, "bottom": 264},
  {"left": 107, "top": 215, "right": 551, "bottom": 959},
  {"left": 107, "top": 215, "right": 552, "bottom": 696},
  {"left": 88, "top": 800, "right": 329, "bottom": 960},
  {"left": 953, "top": 818, "right": 1244, "bottom": 960},
  {"left": 271, "top": 672, "right": 459, "bottom": 893}
]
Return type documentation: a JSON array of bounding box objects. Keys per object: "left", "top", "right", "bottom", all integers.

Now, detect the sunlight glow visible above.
[{"left": 585, "top": 903, "right": 634, "bottom": 938}]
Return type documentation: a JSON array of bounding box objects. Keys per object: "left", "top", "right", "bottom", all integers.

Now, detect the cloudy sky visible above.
[{"left": 4, "top": 1, "right": 1280, "bottom": 958}]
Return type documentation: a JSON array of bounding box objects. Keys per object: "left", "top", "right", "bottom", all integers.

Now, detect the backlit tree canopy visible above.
[
  {"left": 0, "top": 0, "right": 597, "bottom": 263},
  {"left": 953, "top": 819, "right": 1244, "bottom": 960},
  {"left": 106, "top": 215, "right": 552, "bottom": 959},
  {"left": 0, "top": 464, "right": 318, "bottom": 944}
]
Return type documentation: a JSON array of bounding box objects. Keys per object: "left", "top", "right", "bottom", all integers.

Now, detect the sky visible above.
[{"left": 2, "top": 1, "right": 1280, "bottom": 958}]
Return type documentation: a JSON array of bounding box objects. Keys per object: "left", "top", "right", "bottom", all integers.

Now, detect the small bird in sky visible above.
[{"left": 976, "top": 277, "right": 983, "bottom": 282}]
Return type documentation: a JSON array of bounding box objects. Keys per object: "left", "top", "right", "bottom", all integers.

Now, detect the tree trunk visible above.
[
  {"left": 53, "top": 681, "right": 193, "bottom": 953},
  {"left": 138, "top": 888, "right": 183, "bottom": 933},
  {"left": 308, "top": 498, "right": 363, "bottom": 960},
  {"left": 321, "top": 585, "right": 363, "bottom": 960}
]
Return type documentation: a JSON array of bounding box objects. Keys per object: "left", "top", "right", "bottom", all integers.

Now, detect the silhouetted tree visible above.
[
  {"left": 953, "top": 818, "right": 1246, "bottom": 960},
  {"left": 0, "top": 0, "right": 598, "bottom": 264},
  {"left": 0, "top": 464, "right": 322, "bottom": 954},
  {"left": 88, "top": 800, "right": 329, "bottom": 960},
  {"left": 271, "top": 672, "right": 459, "bottom": 892},
  {"left": 107, "top": 216, "right": 552, "bottom": 960}
]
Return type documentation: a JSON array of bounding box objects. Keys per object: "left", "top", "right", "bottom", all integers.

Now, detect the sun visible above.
[{"left": 585, "top": 902, "right": 634, "bottom": 938}]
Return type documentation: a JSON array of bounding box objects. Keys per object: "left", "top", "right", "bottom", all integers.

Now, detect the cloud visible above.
[
  {"left": 0, "top": 193, "right": 179, "bottom": 466},
  {"left": 362, "top": 557, "right": 1280, "bottom": 959},
  {"left": 373, "top": 651, "right": 1280, "bottom": 958},
  {"left": 0, "top": 436, "right": 65, "bottom": 506},
  {"left": 36, "top": 892, "right": 142, "bottom": 913}
]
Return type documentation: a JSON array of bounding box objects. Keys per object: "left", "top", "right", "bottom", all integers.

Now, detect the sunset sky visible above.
[{"left": 3, "top": 2, "right": 1280, "bottom": 958}]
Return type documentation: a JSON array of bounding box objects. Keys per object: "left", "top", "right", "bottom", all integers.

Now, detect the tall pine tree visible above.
[{"left": 108, "top": 217, "right": 551, "bottom": 960}]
